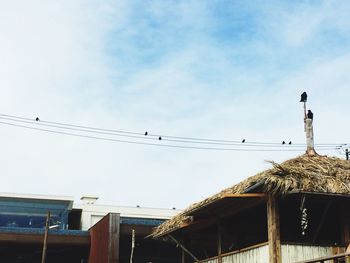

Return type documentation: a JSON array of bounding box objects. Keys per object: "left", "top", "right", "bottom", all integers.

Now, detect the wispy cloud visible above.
[{"left": 0, "top": 0, "right": 349, "bottom": 208}]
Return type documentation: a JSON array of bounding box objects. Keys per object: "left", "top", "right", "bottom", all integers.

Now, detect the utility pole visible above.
[
  {"left": 41, "top": 211, "right": 50, "bottom": 263},
  {"left": 300, "top": 92, "right": 316, "bottom": 156},
  {"left": 346, "top": 149, "right": 349, "bottom": 161}
]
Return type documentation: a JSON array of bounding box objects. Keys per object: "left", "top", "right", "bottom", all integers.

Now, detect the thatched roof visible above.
[{"left": 152, "top": 154, "right": 350, "bottom": 238}]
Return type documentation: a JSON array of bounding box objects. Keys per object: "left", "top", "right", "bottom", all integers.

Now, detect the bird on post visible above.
[
  {"left": 300, "top": 92, "right": 307, "bottom": 102},
  {"left": 307, "top": 110, "right": 313, "bottom": 120}
]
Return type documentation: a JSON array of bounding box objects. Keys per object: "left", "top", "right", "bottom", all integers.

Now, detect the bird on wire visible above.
[
  {"left": 282, "top": 141, "right": 286, "bottom": 145},
  {"left": 307, "top": 110, "right": 314, "bottom": 120},
  {"left": 242, "top": 139, "right": 245, "bottom": 143},
  {"left": 289, "top": 141, "right": 292, "bottom": 145},
  {"left": 35, "top": 117, "right": 40, "bottom": 121},
  {"left": 300, "top": 92, "right": 307, "bottom": 102},
  {"left": 158, "top": 136, "right": 162, "bottom": 140},
  {"left": 144, "top": 131, "right": 148, "bottom": 136}
]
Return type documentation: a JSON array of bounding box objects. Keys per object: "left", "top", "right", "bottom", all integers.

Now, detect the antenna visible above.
[{"left": 300, "top": 92, "right": 317, "bottom": 156}]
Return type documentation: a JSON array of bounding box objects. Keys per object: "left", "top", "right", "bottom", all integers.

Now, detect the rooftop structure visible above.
[{"left": 152, "top": 154, "right": 350, "bottom": 263}]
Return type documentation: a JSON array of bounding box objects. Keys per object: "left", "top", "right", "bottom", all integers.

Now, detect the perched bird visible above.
[
  {"left": 300, "top": 92, "right": 307, "bottom": 102},
  {"left": 35, "top": 117, "right": 40, "bottom": 121},
  {"left": 158, "top": 136, "right": 162, "bottom": 140},
  {"left": 288, "top": 141, "right": 292, "bottom": 145},
  {"left": 144, "top": 131, "right": 148, "bottom": 136},
  {"left": 242, "top": 139, "right": 245, "bottom": 143},
  {"left": 282, "top": 141, "right": 286, "bottom": 145},
  {"left": 307, "top": 110, "right": 313, "bottom": 120}
]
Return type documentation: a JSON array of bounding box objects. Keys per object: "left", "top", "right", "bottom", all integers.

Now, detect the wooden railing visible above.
[{"left": 296, "top": 252, "right": 350, "bottom": 263}]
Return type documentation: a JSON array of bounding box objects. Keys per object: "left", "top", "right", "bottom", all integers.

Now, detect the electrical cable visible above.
[
  {"left": 0, "top": 115, "right": 340, "bottom": 148},
  {"left": 0, "top": 120, "right": 341, "bottom": 152},
  {"left": 0, "top": 113, "right": 347, "bottom": 148}
]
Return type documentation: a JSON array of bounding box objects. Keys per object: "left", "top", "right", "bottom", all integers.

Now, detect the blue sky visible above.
[{"left": 0, "top": 0, "right": 349, "bottom": 208}]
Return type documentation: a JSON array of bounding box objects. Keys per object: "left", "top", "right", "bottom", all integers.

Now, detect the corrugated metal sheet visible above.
[
  {"left": 88, "top": 213, "right": 120, "bottom": 263},
  {"left": 222, "top": 244, "right": 269, "bottom": 263},
  {"left": 197, "top": 244, "right": 343, "bottom": 263},
  {"left": 281, "top": 244, "right": 338, "bottom": 263}
]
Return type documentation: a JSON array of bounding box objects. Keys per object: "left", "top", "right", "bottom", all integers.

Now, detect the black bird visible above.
[
  {"left": 300, "top": 92, "right": 307, "bottom": 102},
  {"left": 158, "top": 136, "right": 162, "bottom": 140},
  {"left": 144, "top": 131, "right": 148, "bottom": 136},
  {"left": 307, "top": 110, "right": 313, "bottom": 120},
  {"left": 35, "top": 117, "right": 40, "bottom": 121},
  {"left": 288, "top": 141, "right": 292, "bottom": 145},
  {"left": 282, "top": 141, "right": 286, "bottom": 145},
  {"left": 242, "top": 139, "right": 245, "bottom": 143}
]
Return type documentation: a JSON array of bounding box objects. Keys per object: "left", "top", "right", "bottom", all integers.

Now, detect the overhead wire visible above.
[
  {"left": 0, "top": 120, "right": 341, "bottom": 152},
  {"left": 0, "top": 113, "right": 347, "bottom": 149},
  {"left": 0, "top": 115, "right": 341, "bottom": 148}
]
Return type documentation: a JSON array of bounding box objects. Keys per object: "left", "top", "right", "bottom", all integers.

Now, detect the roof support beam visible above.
[
  {"left": 267, "top": 194, "right": 281, "bottom": 263},
  {"left": 312, "top": 199, "right": 332, "bottom": 244},
  {"left": 168, "top": 234, "right": 199, "bottom": 262}
]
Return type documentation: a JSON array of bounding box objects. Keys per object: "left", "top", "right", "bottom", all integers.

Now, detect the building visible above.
[
  {"left": 152, "top": 154, "right": 350, "bottom": 263},
  {"left": 0, "top": 193, "right": 182, "bottom": 262},
  {"left": 0, "top": 193, "right": 89, "bottom": 262},
  {"left": 74, "top": 196, "right": 181, "bottom": 262}
]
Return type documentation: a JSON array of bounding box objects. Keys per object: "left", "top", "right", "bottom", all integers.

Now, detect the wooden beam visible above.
[
  {"left": 341, "top": 204, "right": 350, "bottom": 247},
  {"left": 168, "top": 235, "right": 199, "bottom": 262},
  {"left": 267, "top": 194, "right": 281, "bottom": 263},
  {"left": 108, "top": 213, "right": 120, "bottom": 263},
  {"left": 223, "top": 193, "right": 267, "bottom": 198},
  {"left": 312, "top": 200, "right": 332, "bottom": 244},
  {"left": 217, "top": 222, "right": 222, "bottom": 263}
]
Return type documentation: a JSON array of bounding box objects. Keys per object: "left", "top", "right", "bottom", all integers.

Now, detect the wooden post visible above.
[
  {"left": 341, "top": 205, "right": 350, "bottom": 247},
  {"left": 41, "top": 211, "right": 51, "bottom": 263},
  {"left": 267, "top": 195, "right": 281, "bottom": 263},
  {"left": 108, "top": 213, "right": 120, "bottom": 263},
  {"left": 218, "top": 222, "right": 222, "bottom": 263}
]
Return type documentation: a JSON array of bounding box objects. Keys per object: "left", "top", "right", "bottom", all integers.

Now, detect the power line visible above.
[
  {"left": 0, "top": 120, "right": 340, "bottom": 152},
  {"left": 0, "top": 113, "right": 347, "bottom": 148},
  {"left": 0, "top": 115, "right": 340, "bottom": 149}
]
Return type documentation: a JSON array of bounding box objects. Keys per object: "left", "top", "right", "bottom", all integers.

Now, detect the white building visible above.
[{"left": 74, "top": 196, "right": 181, "bottom": 230}]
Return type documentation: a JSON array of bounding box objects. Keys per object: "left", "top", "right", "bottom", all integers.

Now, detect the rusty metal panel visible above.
[{"left": 88, "top": 213, "right": 120, "bottom": 263}]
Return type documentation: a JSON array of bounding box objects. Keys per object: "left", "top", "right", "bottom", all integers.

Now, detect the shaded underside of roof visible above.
[{"left": 152, "top": 154, "right": 350, "bottom": 238}]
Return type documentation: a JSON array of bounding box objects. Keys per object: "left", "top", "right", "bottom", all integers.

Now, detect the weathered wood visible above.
[
  {"left": 295, "top": 252, "right": 350, "bottom": 263},
  {"left": 312, "top": 200, "right": 332, "bottom": 244},
  {"left": 108, "top": 213, "right": 120, "bottom": 263},
  {"left": 267, "top": 195, "right": 281, "bottom": 263},
  {"left": 341, "top": 204, "right": 350, "bottom": 247},
  {"left": 217, "top": 223, "right": 222, "bottom": 263},
  {"left": 169, "top": 235, "right": 199, "bottom": 261},
  {"left": 41, "top": 211, "right": 50, "bottom": 263}
]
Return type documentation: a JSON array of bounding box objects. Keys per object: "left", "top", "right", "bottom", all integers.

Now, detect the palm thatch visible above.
[{"left": 152, "top": 154, "right": 350, "bottom": 238}]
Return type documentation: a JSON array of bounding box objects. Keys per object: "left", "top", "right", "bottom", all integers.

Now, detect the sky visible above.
[{"left": 0, "top": 0, "right": 349, "bottom": 209}]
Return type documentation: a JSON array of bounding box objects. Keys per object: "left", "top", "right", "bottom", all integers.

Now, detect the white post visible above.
[{"left": 305, "top": 118, "right": 316, "bottom": 155}]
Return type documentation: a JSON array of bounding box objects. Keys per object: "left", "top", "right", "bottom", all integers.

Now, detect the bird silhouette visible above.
[
  {"left": 300, "top": 92, "right": 307, "bottom": 102},
  {"left": 35, "top": 117, "right": 40, "bottom": 121},
  {"left": 144, "top": 131, "right": 148, "bottom": 136},
  {"left": 242, "top": 139, "right": 245, "bottom": 143},
  {"left": 288, "top": 141, "right": 292, "bottom": 145},
  {"left": 307, "top": 110, "right": 313, "bottom": 120},
  {"left": 282, "top": 141, "right": 286, "bottom": 145},
  {"left": 158, "top": 136, "right": 162, "bottom": 140}
]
